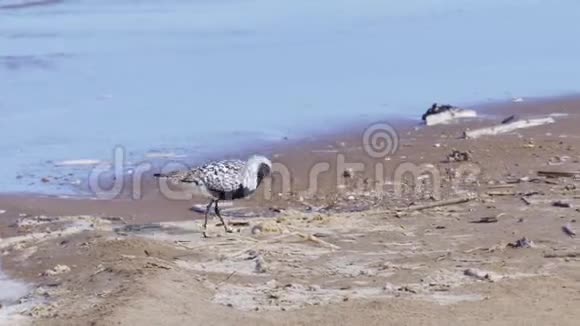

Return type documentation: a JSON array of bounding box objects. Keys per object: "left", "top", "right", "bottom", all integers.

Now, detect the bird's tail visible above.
[{"left": 153, "top": 173, "right": 168, "bottom": 178}]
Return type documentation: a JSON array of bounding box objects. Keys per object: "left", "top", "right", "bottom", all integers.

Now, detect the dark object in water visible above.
[{"left": 422, "top": 103, "right": 456, "bottom": 121}]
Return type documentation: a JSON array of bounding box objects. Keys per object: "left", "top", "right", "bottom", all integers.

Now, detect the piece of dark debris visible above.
[
  {"left": 507, "top": 237, "right": 534, "bottom": 249},
  {"left": 447, "top": 150, "right": 471, "bottom": 162},
  {"left": 471, "top": 216, "right": 499, "bottom": 224},
  {"left": 553, "top": 201, "right": 572, "bottom": 208},
  {"left": 342, "top": 169, "right": 354, "bottom": 178},
  {"left": 269, "top": 207, "right": 284, "bottom": 213},
  {"left": 564, "top": 184, "right": 577, "bottom": 191},
  {"left": 397, "top": 286, "right": 418, "bottom": 294},
  {"left": 562, "top": 224, "right": 576, "bottom": 238}
]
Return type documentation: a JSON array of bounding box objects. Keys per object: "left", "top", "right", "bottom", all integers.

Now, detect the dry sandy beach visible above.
[{"left": 1, "top": 97, "right": 580, "bottom": 325}]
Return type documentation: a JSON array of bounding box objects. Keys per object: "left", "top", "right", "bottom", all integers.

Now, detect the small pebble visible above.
[
  {"left": 254, "top": 256, "right": 268, "bottom": 273},
  {"left": 342, "top": 169, "right": 353, "bottom": 178}
]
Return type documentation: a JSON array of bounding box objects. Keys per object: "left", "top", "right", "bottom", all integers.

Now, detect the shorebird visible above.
[{"left": 154, "top": 155, "right": 272, "bottom": 237}]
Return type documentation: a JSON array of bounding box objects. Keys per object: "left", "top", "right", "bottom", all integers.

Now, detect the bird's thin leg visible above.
[
  {"left": 202, "top": 200, "right": 214, "bottom": 238},
  {"left": 214, "top": 200, "right": 232, "bottom": 233}
]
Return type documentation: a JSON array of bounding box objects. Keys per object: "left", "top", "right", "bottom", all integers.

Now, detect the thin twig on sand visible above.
[
  {"left": 538, "top": 170, "right": 580, "bottom": 178},
  {"left": 521, "top": 197, "right": 533, "bottom": 205},
  {"left": 404, "top": 196, "right": 476, "bottom": 212},
  {"left": 544, "top": 252, "right": 580, "bottom": 259},
  {"left": 296, "top": 232, "right": 340, "bottom": 250}
]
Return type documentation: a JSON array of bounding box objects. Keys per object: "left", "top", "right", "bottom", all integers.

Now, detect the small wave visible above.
[
  {"left": 53, "top": 159, "right": 102, "bottom": 167},
  {"left": 144, "top": 152, "right": 187, "bottom": 159}
]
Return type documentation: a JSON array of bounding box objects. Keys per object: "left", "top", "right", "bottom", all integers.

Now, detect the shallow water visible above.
[
  {"left": 0, "top": 267, "right": 30, "bottom": 326},
  {"left": 1, "top": 0, "right": 580, "bottom": 195},
  {"left": 0, "top": 261, "right": 29, "bottom": 306}
]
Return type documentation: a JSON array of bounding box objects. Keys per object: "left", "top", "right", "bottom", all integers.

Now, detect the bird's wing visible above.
[
  {"left": 197, "top": 159, "right": 245, "bottom": 193},
  {"left": 155, "top": 159, "right": 245, "bottom": 191}
]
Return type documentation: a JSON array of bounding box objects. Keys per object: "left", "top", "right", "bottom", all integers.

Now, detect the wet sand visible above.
[{"left": 1, "top": 96, "right": 580, "bottom": 325}]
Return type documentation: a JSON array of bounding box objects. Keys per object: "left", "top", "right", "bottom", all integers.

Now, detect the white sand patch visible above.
[
  {"left": 0, "top": 216, "right": 114, "bottom": 250},
  {"left": 213, "top": 281, "right": 389, "bottom": 311},
  {"left": 419, "top": 293, "right": 484, "bottom": 305},
  {"left": 175, "top": 259, "right": 258, "bottom": 276}
]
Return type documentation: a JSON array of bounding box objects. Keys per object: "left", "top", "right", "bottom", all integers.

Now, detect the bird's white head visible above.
[{"left": 242, "top": 155, "right": 272, "bottom": 190}]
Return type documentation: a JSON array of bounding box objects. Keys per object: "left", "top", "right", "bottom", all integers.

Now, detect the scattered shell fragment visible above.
[
  {"left": 43, "top": 265, "right": 71, "bottom": 276},
  {"left": 251, "top": 221, "right": 284, "bottom": 235}
]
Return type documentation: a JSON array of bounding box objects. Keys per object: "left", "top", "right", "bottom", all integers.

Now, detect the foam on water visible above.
[
  {"left": 0, "top": 260, "right": 31, "bottom": 324},
  {"left": 0, "top": 261, "right": 29, "bottom": 305},
  {"left": 1, "top": 0, "right": 580, "bottom": 195}
]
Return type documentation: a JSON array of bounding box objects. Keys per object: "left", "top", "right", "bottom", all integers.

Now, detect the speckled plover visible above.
[{"left": 155, "top": 155, "right": 272, "bottom": 237}]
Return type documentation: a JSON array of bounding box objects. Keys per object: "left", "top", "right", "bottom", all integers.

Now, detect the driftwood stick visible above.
[
  {"left": 486, "top": 191, "right": 516, "bottom": 196},
  {"left": 296, "top": 232, "right": 341, "bottom": 250},
  {"left": 544, "top": 252, "right": 580, "bottom": 259},
  {"left": 464, "top": 117, "right": 555, "bottom": 139},
  {"left": 486, "top": 184, "right": 516, "bottom": 190},
  {"left": 537, "top": 170, "right": 580, "bottom": 178},
  {"left": 521, "top": 196, "right": 533, "bottom": 205},
  {"left": 405, "top": 196, "right": 476, "bottom": 212}
]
